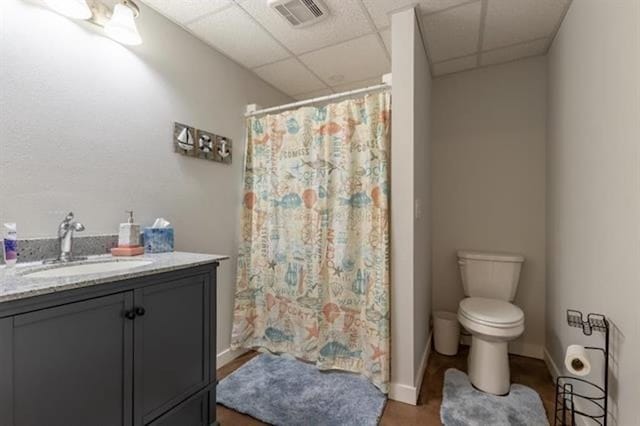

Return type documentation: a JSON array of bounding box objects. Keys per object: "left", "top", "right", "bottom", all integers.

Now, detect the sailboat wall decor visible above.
[{"left": 173, "top": 122, "right": 232, "bottom": 164}]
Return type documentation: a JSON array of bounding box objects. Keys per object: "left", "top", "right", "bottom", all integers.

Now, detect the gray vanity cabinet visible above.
[
  {"left": 0, "top": 264, "right": 218, "bottom": 426},
  {"left": 134, "top": 275, "right": 210, "bottom": 425},
  {"left": 1, "top": 292, "right": 134, "bottom": 426}
]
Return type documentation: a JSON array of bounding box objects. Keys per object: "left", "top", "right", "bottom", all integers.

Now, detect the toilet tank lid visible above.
[{"left": 457, "top": 250, "right": 524, "bottom": 263}]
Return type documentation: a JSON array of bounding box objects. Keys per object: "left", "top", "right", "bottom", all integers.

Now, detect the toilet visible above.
[{"left": 456, "top": 250, "right": 525, "bottom": 395}]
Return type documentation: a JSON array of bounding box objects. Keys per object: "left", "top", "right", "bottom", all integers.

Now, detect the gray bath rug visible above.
[
  {"left": 217, "top": 353, "right": 386, "bottom": 426},
  {"left": 441, "top": 369, "right": 549, "bottom": 426}
]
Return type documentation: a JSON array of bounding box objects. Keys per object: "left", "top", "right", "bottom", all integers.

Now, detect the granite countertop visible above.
[{"left": 0, "top": 252, "right": 229, "bottom": 304}]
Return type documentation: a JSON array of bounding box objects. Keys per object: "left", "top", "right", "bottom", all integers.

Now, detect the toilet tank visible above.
[{"left": 457, "top": 250, "right": 525, "bottom": 301}]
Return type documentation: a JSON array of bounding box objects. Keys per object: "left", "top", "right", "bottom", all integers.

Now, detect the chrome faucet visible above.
[{"left": 45, "top": 212, "right": 86, "bottom": 263}]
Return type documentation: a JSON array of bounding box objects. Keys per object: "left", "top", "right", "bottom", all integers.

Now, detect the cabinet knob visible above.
[
  {"left": 135, "top": 307, "right": 146, "bottom": 316},
  {"left": 124, "top": 310, "right": 136, "bottom": 320}
]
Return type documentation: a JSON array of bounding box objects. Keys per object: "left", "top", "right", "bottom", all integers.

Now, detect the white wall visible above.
[
  {"left": 412, "top": 15, "right": 432, "bottom": 389},
  {"left": 390, "top": 7, "right": 432, "bottom": 405},
  {"left": 546, "top": 1, "right": 640, "bottom": 424},
  {"left": 431, "top": 57, "right": 547, "bottom": 359},
  {"left": 0, "top": 0, "right": 290, "bottom": 361}
]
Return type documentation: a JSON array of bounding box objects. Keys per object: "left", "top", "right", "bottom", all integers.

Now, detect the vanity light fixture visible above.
[
  {"left": 44, "top": 0, "right": 92, "bottom": 19},
  {"left": 104, "top": 1, "right": 142, "bottom": 46},
  {"left": 44, "top": 0, "right": 143, "bottom": 46}
]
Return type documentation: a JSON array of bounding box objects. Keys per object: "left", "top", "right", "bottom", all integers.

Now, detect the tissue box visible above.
[{"left": 143, "top": 227, "right": 174, "bottom": 253}]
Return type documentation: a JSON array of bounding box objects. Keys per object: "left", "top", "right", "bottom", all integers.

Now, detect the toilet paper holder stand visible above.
[{"left": 553, "top": 309, "right": 609, "bottom": 426}]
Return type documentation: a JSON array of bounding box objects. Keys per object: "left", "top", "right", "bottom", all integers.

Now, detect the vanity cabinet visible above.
[
  {"left": 0, "top": 263, "right": 218, "bottom": 426},
  {"left": 134, "top": 275, "right": 210, "bottom": 425},
  {"left": 1, "top": 292, "right": 134, "bottom": 426}
]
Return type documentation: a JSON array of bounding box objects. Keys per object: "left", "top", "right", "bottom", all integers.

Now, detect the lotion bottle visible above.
[{"left": 3, "top": 223, "right": 18, "bottom": 266}]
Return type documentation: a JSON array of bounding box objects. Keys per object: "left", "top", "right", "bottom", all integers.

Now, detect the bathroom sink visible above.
[{"left": 21, "top": 259, "right": 153, "bottom": 279}]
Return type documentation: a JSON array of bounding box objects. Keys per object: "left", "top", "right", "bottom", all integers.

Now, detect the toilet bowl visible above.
[
  {"left": 456, "top": 250, "right": 525, "bottom": 395},
  {"left": 458, "top": 297, "right": 524, "bottom": 395}
]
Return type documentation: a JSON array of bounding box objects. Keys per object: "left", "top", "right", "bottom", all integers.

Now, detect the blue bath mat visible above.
[
  {"left": 217, "top": 353, "right": 386, "bottom": 426},
  {"left": 441, "top": 369, "right": 549, "bottom": 426}
]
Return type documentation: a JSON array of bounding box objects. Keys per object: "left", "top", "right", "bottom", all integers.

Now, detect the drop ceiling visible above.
[{"left": 141, "top": 0, "right": 571, "bottom": 100}]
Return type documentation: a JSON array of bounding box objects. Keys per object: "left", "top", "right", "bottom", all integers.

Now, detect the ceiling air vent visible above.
[{"left": 268, "top": 0, "right": 329, "bottom": 28}]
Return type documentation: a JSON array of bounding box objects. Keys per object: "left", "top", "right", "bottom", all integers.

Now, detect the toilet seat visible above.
[{"left": 459, "top": 297, "right": 524, "bottom": 328}]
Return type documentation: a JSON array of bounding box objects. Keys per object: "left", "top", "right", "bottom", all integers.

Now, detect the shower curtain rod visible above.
[{"left": 245, "top": 83, "right": 391, "bottom": 118}]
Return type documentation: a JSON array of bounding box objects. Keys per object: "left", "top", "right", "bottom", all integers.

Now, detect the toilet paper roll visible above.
[{"left": 564, "top": 344, "right": 592, "bottom": 376}]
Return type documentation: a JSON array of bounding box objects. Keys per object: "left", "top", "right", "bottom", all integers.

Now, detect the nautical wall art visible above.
[
  {"left": 174, "top": 122, "right": 195, "bottom": 155},
  {"left": 173, "top": 122, "right": 232, "bottom": 164}
]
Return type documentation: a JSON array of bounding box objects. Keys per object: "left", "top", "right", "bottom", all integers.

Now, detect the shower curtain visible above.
[{"left": 231, "top": 91, "right": 391, "bottom": 392}]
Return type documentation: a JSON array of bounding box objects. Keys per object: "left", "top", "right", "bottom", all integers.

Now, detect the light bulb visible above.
[
  {"left": 45, "top": 0, "right": 92, "bottom": 20},
  {"left": 104, "top": 3, "right": 142, "bottom": 46}
]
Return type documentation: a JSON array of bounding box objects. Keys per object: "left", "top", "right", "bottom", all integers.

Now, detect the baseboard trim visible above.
[
  {"left": 414, "top": 330, "right": 432, "bottom": 399},
  {"left": 216, "top": 347, "right": 248, "bottom": 368},
  {"left": 389, "top": 331, "right": 433, "bottom": 406},
  {"left": 543, "top": 347, "right": 561, "bottom": 380},
  {"left": 389, "top": 382, "right": 417, "bottom": 405},
  {"left": 510, "top": 341, "right": 544, "bottom": 360}
]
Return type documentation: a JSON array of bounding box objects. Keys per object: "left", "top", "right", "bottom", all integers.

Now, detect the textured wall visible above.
[
  {"left": 546, "top": 1, "right": 640, "bottom": 423},
  {"left": 0, "top": 0, "right": 290, "bottom": 360},
  {"left": 431, "top": 57, "right": 547, "bottom": 359}
]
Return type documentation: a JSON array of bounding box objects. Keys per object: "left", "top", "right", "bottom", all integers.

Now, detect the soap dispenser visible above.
[{"left": 111, "top": 210, "right": 144, "bottom": 256}]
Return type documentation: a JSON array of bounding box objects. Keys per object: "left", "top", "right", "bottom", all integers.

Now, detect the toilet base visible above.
[{"left": 468, "top": 336, "right": 510, "bottom": 395}]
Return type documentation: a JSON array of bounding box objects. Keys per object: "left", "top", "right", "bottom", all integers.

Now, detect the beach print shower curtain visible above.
[{"left": 231, "top": 91, "right": 391, "bottom": 392}]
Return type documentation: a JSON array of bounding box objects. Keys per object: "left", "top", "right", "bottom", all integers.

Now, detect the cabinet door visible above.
[
  {"left": 133, "top": 274, "right": 210, "bottom": 425},
  {"left": 0, "top": 292, "right": 134, "bottom": 426},
  {"left": 148, "top": 392, "right": 209, "bottom": 426}
]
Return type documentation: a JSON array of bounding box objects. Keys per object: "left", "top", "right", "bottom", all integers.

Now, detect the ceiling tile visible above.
[
  {"left": 433, "top": 54, "right": 477, "bottom": 76},
  {"left": 483, "top": 0, "right": 570, "bottom": 50},
  {"left": 293, "top": 88, "right": 334, "bottom": 101},
  {"left": 141, "top": 0, "right": 232, "bottom": 25},
  {"left": 480, "top": 38, "right": 549, "bottom": 66},
  {"left": 298, "top": 34, "right": 390, "bottom": 85},
  {"left": 239, "top": 0, "right": 372, "bottom": 55},
  {"left": 332, "top": 77, "right": 382, "bottom": 92},
  {"left": 361, "top": 0, "right": 477, "bottom": 29},
  {"left": 379, "top": 28, "right": 391, "bottom": 54},
  {"left": 423, "top": 2, "right": 482, "bottom": 62},
  {"left": 188, "top": 6, "right": 290, "bottom": 68},
  {"left": 253, "top": 58, "right": 327, "bottom": 96}
]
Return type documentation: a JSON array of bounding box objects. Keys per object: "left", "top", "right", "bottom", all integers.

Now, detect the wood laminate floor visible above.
[{"left": 216, "top": 346, "right": 555, "bottom": 425}]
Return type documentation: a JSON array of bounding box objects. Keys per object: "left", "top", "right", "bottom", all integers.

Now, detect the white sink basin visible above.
[{"left": 22, "top": 260, "right": 153, "bottom": 279}]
